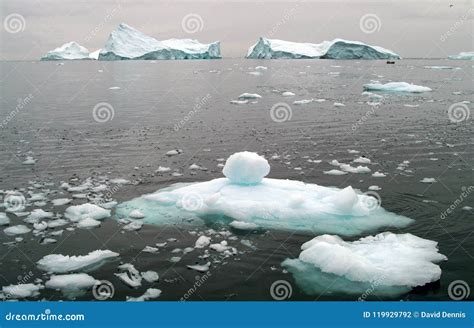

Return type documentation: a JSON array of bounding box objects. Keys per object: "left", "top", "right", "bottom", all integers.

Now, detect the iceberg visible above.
[
  {"left": 247, "top": 37, "right": 400, "bottom": 59},
  {"left": 448, "top": 51, "right": 474, "bottom": 60},
  {"left": 99, "top": 23, "right": 221, "bottom": 60},
  {"left": 116, "top": 152, "right": 412, "bottom": 236},
  {"left": 41, "top": 41, "right": 91, "bottom": 61},
  {"left": 37, "top": 250, "right": 119, "bottom": 273},
  {"left": 363, "top": 82, "right": 432, "bottom": 93},
  {"left": 282, "top": 232, "right": 447, "bottom": 297}
]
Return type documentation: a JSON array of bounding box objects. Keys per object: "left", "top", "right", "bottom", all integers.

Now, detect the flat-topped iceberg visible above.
[
  {"left": 99, "top": 23, "right": 221, "bottom": 60},
  {"left": 363, "top": 82, "right": 432, "bottom": 93},
  {"left": 282, "top": 232, "right": 447, "bottom": 297},
  {"left": 41, "top": 41, "right": 91, "bottom": 61},
  {"left": 247, "top": 37, "right": 400, "bottom": 59},
  {"left": 116, "top": 152, "right": 412, "bottom": 236},
  {"left": 448, "top": 51, "right": 474, "bottom": 60}
]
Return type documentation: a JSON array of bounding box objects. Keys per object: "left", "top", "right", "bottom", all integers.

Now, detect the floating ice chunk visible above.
[
  {"left": 45, "top": 273, "right": 97, "bottom": 296},
  {"left": 229, "top": 220, "right": 259, "bottom": 230},
  {"left": 142, "top": 246, "right": 159, "bottom": 253},
  {"left": 372, "top": 172, "right": 386, "bottom": 178},
  {"left": 282, "top": 91, "right": 296, "bottom": 97},
  {"left": 37, "top": 250, "right": 119, "bottom": 273},
  {"left": 25, "top": 209, "right": 54, "bottom": 223},
  {"left": 65, "top": 203, "right": 111, "bottom": 222},
  {"left": 127, "top": 288, "right": 161, "bottom": 302},
  {"left": 110, "top": 178, "right": 130, "bottom": 184},
  {"left": 368, "top": 185, "right": 381, "bottom": 191},
  {"left": 34, "top": 221, "right": 48, "bottom": 231},
  {"left": 22, "top": 156, "right": 37, "bottom": 165},
  {"left": 420, "top": 178, "right": 437, "bottom": 183},
  {"left": 230, "top": 99, "right": 248, "bottom": 105},
  {"left": 129, "top": 209, "right": 145, "bottom": 219},
  {"left": 123, "top": 220, "right": 143, "bottom": 231},
  {"left": 166, "top": 149, "right": 182, "bottom": 156},
  {"left": 339, "top": 164, "right": 371, "bottom": 174},
  {"left": 48, "top": 219, "right": 68, "bottom": 228},
  {"left": 238, "top": 93, "right": 262, "bottom": 99},
  {"left": 323, "top": 169, "right": 347, "bottom": 176},
  {"left": 77, "top": 217, "right": 101, "bottom": 229},
  {"left": 116, "top": 152, "right": 412, "bottom": 236},
  {"left": 141, "top": 270, "right": 159, "bottom": 283},
  {"left": 255, "top": 66, "right": 267, "bottom": 70},
  {"left": 462, "top": 206, "right": 472, "bottom": 211},
  {"left": 363, "top": 82, "right": 431, "bottom": 93},
  {"left": 52, "top": 198, "right": 72, "bottom": 206},
  {"left": 2, "top": 283, "right": 43, "bottom": 299},
  {"left": 99, "top": 23, "right": 221, "bottom": 60},
  {"left": 109, "top": 86, "right": 121, "bottom": 90},
  {"left": 115, "top": 263, "right": 142, "bottom": 288},
  {"left": 448, "top": 52, "right": 474, "bottom": 60},
  {"left": 223, "top": 151, "right": 270, "bottom": 185},
  {"left": 4, "top": 225, "right": 31, "bottom": 236},
  {"left": 282, "top": 232, "right": 446, "bottom": 296},
  {"left": 333, "top": 102, "right": 345, "bottom": 107},
  {"left": 0, "top": 213, "right": 10, "bottom": 226},
  {"left": 187, "top": 262, "right": 211, "bottom": 272},
  {"left": 40, "top": 238, "right": 57, "bottom": 245},
  {"left": 247, "top": 37, "right": 400, "bottom": 59},
  {"left": 293, "top": 99, "right": 313, "bottom": 105},
  {"left": 353, "top": 157, "right": 371, "bottom": 164},
  {"left": 195, "top": 236, "right": 211, "bottom": 248},
  {"left": 41, "top": 41, "right": 90, "bottom": 60},
  {"left": 156, "top": 166, "right": 171, "bottom": 173}
]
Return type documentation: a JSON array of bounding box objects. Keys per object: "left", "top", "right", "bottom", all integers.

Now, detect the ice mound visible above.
[
  {"left": 99, "top": 23, "right": 221, "bottom": 60},
  {"left": 247, "top": 37, "right": 400, "bottom": 60},
  {"left": 282, "top": 232, "right": 446, "bottom": 297},
  {"left": 41, "top": 41, "right": 91, "bottom": 60},
  {"left": 448, "top": 51, "right": 474, "bottom": 60},
  {"left": 363, "top": 82, "right": 431, "bottom": 93},
  {"left": 37, "top": 250, "right": 119, "bottom": 273},
  {"left": 116, "top": 152, "right": 412, "bottom": 236}
]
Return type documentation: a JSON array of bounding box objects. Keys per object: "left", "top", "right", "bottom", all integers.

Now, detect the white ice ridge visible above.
[
  {"left": 363, "top": 82, "right": 432, "bottom": 93},
  {"left": 282, "top": 232, "right": 447, "bottom": 297},
  {"left": 41, "top": 42, "right": 91, "bottom": 61},
  {"left": 99, "top": 23, "right": 221, "bottom": 60},
  {"left": 448, "top": 51, "right": 474, "bottom": 60},
  {"left": 37, "top": 250, "right": 119, "bottom": 273},
  {"left": 116, "top": 152, "right": 412, "bottom": 236},
  {"left": 247, "top": 37, "right": 400, "bottom": 59}
]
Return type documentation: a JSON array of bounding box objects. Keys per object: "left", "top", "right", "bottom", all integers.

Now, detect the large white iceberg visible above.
[
  {"left": 448, "top": 51, "right": 474, "bottom": 60},
  {"left": 41, "top": 41, "right": 91, "bottom": 61},
  {"left": 363, "top": 82, "right": 432, "bottom": 93},
  {"left": 247, "top": 37, "right": 400, "bottom": 59},
  {"left": 282, "top": 232, "right": 447, "bottom": 297},
  {"left": 116, "top": 152, "right": 412, "bottom": 236},
  {"left": 99, "top": 23, "right": 221, "bottom": 60}
]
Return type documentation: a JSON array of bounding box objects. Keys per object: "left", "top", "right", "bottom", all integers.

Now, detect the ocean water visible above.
[{"left": 0, "top": 59, "right": 472, "bottom": 301}]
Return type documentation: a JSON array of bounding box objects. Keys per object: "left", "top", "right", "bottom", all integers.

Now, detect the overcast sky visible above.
[{"left": 1, "top": 0, "right": 473, "bottom": 60}]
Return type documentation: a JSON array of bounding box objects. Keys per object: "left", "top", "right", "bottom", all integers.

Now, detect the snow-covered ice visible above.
[
  {"left": 247, "top": 37, "right": 400, "bottom": 60},
  {"left": 37, "top": 250, "right": 119, "bottom": 273},
  {"left": 363, "top": 82, "right": 431, "bottom": 93},
  {"left": 41, "top": 41, "right": 91, "bottom": 60},
  {"left": 282, "top": 232, "right": 446, "bottom": 296},
  {"left": 99, "top": 23, "right": 221, "bottom": 60},
  {"left": 116, "top": 152, "right": 412, "bottom": 236}
]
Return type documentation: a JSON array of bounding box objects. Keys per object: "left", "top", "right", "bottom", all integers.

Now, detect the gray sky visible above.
[{"left": 1, "top": 0, "right": 473, "bottom": 60}]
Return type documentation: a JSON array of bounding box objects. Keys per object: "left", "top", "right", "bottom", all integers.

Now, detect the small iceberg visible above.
[
  {"left": 247, "top": 37, "right": 400, "bottom": 60},
  {"left": 41, "top": 41, "right": 91, "bottom": 61},
  {"left": 99, "top": 23, "right": 221, "bottom": 60},
  {"left": 282, "top": 232, "right": 447, "bottom": 297},
  {"left": 116, "top": 151, "right": 412, "bottom": 236},
  {"left": 45, "top": 273, "right": 98, "bottom": 298},
  {"left": 363, "top": 82, "right": 431, "bottom": 93},
  {"left": 2, "top": 283, "right": 43, "bottom": 299},
  {"left": 37, "top": 250, "right": 119, "bottom": 273},
  {"left": 448, "top": 51, "right": 474, "bottom": 60}
]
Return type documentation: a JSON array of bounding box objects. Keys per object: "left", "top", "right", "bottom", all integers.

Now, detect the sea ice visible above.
[
  {"left": 127, "top": 288, "right": 161, "bottom": 302},
  {"left": 420, "top": 178, "right": 437, "bottom": 183},
  {"left": 0, "top": 213, "right": 10, "bottom": 226},
  {"left": 2, "top": 283, "right": 43, "bottom": 299},
  {"left": 363, "top": 82, "right": 431, "bottom": 93},
  {"left": 37, "top": 250, "right": 119, "bottom": 273},
  {"left": 65, "top": 203, "right": 111, "bottom": 222},
  {"left": 4, "top": 225, "right": 31, "bottom": 236},
  {"left": 115, "top": 264, "right": 142, "bottom": 288},
  {"left": 195, "top": 236, "right": 211, "bottom": 248},
  {"left": 116, "top": 152, "right": 412, "bottom": 236},
  {"left": 282, "top": 232, "right": 446, "bottom": 297},
  {"left": 52, "top": 198, "right": 72, "bottom": 206},
  {"left": 238, "top": 93, "right": 262, "bottom": 99},
  {"left": 448, "top": 52, "right": 474, "bottom": 60},
  {"left": 45, "top": 273, "right": 97, "bottom": 297},
  {"left": 77, "top": 217, "right": 101, "bottom": 229},
  {"left": 141, "top": 271, "right": 159, "bottom": 283},
  {"left": 247, "top": 37, "right": 400, "bottom": 59}
]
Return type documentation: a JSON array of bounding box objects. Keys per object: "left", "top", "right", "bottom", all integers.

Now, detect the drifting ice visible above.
[
  {"left": 363, "top": 82, "right": 432, "bottom": 93},
  {"left": 117, "top": 152, "right": 412, "bottom": 236},
  {"left": 37, "top": 250, "right": 119, "bottom": 273},
  {"left": 282, "top": 232, "right": 446, "bottom": 296},
  {"left": 41, "top": 42, "right": 91, "bottom": 61},
  {"left": 448, "top": 52, "right": 474, "bottom": 60},
  {"left": 247, "top": 37, "right": 400, "bottom": 59},
  {"left": 99, "top": 23, "right": 221, "bottom": 60}
]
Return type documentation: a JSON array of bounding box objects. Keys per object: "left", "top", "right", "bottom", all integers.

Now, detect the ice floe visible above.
[
  {"left": 2, "top": 283, "right": 43, "bottom": 299},
  {"left": 0, "top": 213, "right": 10, "bottom": 226},
  {"left": 45, "top": 273, "right": 97, "bottom": 297},
  {"left": 4, "top": 225, "right": 31, "bottom": 236},
  {"left": 282, "top": 232, "right": 447, "bottom": 297},
  {"left": 127, "top": 288, "right": 161, "bottom": 301},
  {"left": 37, "top": 250, "right": 119, "bottom": 273},
  {"left": 116, "top": 152, "right": 412, "bottom": 236},
  {"left": 448, "top": 52, "right": 474, "bottom": 60},
  {"left": 247, "top": 37, "right": 400, "bottom": 59},
  {"left": 65, "top": 203, "right": 111, "bottom": 222},
  {"left": 363, "top": 82, "right": 431, "bottom": 93}
]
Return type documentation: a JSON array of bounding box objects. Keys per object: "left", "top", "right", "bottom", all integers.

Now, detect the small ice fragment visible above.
[
  {"left": 230, "top": 99, "right": 248, "bottom": 105},
  {"left": 37, "top": 250, "right": 119, "bottom": 273},
  {"left": 238, "top": 93, "right": 262, "bottom": 99},
  {"left": 333, "top": 102, "right": 345, "bottom": 107},
  {"left": 187, "top": 262, "right": 211, "bottom": 272},
  {"left": 363, "top": 82, "right": 431, "bottom": 93},
  {"left": 323, "top": 169, "right": 347, "bottom": 176},
  {"left": 127, "top": 288, "right": 161, "bottom": 302},
  {"left": 141, "top": 270, "right": 159, "bottom": 283},
  {"left": 368, "top": 185, "right": 381, "bottom": 191},
  {"left": 77, "top": 217, "right": 101, "bottom": 229},
  {"left": 166, "top": 149, "right": 182, "bottom": 156},
  {"left": 353, "top": 157, "right": 371, "bottom": 164},
  {"left": 420, "top": 178, "right": 436, "bottom": 183},
  {"left": 229, "top": 221, "right": 258, "bottom": 230},
  {"left": 293, "top": 99, "right": 313, "bottom": 105},
  {"left": 122, "top": 220, "right": 143, "bottom": 231},
  {"left": 195, "top": 236, "right": 211, "bottom": 248},
  {"left": 372, "top": 172, "right": 386, "bottom": 178},
  {"left": 52, "top": 198, "right": 72, "bottom": 206},
  {"left": 142, "top": 246, "right": 159, "bottom": 253},
  {"left": 156, "top": 166, "right": 171, "bottom": 173},
  {"left": 45, "top": 273, "right": 97, "bottom": 293},
  {"left": 2, "top": 283, "right": 43, "bottom": 299},
  {"left": 65, "top": 203, "right": 111, "bottom": 222},
  {"left": 4, "top": 225, "right": 31, "bottom": 236},
  {"left": 22, "top": 156, "right": 37, "bottom": 165},
  {"left": 0, "top": 213, "right": 10, "bottom": 226},
  {"left": 129, "top": 209, "right": 145, "bottom": 219},
  {"left": 282, "top": 91, "right": 295, "bottom": 97}
]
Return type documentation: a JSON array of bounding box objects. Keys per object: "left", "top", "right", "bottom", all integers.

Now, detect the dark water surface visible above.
[{"left": 0, "top": 59, "right": 472, "bottom": 301}]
